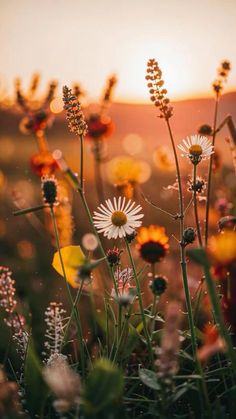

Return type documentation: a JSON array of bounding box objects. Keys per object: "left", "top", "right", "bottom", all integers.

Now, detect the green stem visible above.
[
  {"left": 61, "top": 279, "right": 84, "bottom": 350},
  {"left": 193, "top": 163, "right": 203, "bottom": 247},
  {"left": 205, "top": 93, "right": 219, "bottom": 246},
  {"left": 166, "top": 119, "right": 210, "bottom": 412},
  {"left": 125, "top": 239, "right": 154, "bottom": 367},
  {"left": 49, "top": 206, "right": 85, "bottom": 378},
  {"left": 79, "top": 134, "right": 84, "bottom": 191}
]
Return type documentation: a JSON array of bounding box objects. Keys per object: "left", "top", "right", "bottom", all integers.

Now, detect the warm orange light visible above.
[{"left": 50, "top": 97, "right": 64, "bottom": 114}]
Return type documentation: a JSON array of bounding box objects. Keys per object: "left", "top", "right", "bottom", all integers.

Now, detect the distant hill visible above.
[{"left": 0, "top": 92, "right": 236, "bottom": 161}]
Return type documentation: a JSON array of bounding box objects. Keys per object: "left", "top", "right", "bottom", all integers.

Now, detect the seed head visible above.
[
  {"left": 150, "top": 275, "right": 168, "bottom": 296},
  {"left": 41, "top": 175, "right": 58, "bottom": 205},
  {"left": 62, "top": 86, "right": 88, "bottom": 136},
  {"left": 146, "top": 59, "right": 173, "bottom": 119}
]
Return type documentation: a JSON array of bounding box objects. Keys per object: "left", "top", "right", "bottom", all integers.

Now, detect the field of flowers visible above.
[{"left": 0, "top": 59, "right": 236, "bottom": 418}]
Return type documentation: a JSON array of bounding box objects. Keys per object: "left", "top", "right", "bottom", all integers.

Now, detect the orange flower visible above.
[
  {"left": 208, "top": 231, "right": 236, "bottom": 267},
  {"left": 136, "top": 225, "right": 169, "bottom": 264},
  {"left": 197, "top": 324, "right": 225, "bottom": 363}
]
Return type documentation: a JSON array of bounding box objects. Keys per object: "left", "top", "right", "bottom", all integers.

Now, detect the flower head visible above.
[
  {"left": 197, "top": 324, "right": 225, "bottom": 363},
  {"left": 106, "top": 247, "right": 122, "bottom": 266},
  {"left": 106, "top": 156, "right": 151, "bottom": 188},
  {"left": 62, "top": 86, "right": 87, "bottom": 136},
  {"left": 41, "top": 175, "right": 58, "bottom": 205},
  {"left": 93, "top": 197, "right": 143, "bottom": 240},
  {"left": 208, "top": 231, "right": 236, "bottom": 267},
  {"left": 178, "top": 135, "right": 214, "bottom": 164},
  {"left": 52, "top": 245, "right": 86, "bottom": 287},
  {"left": 150, "top": 275, "right": 168, "bottom": 296},
  {"left": 136, "top": 225, "right": 169, "bottom": 264},
  {"left": 146, "top": 58, "right": 173, "bottom": 119},
  {"left": 43, "top": 354, "right": 80, "bottom": 413},
  {"left": 111, "top": 267, "right": 135, "bottom": 306}
]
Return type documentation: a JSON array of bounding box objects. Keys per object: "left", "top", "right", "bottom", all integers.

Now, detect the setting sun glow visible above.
[{"left": 1, "top": 0, "right": 236, "bottom": 103}]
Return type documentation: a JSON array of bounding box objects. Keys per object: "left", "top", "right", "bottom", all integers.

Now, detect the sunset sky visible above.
[{"left": 1, "top": 0, "right": 236, "bottom": 103}]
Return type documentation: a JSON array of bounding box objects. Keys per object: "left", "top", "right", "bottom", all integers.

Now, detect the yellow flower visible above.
[
  {"left": 208, "top": 231, "right": 236, "bottom": 266},
  {"left": 152, "top": 146, "right": 174, "bottom": 172},
  {"left": 106, "top": 156, "right": 151, "bottom": 187},
  {"left": 52, "top": 245, "right": 86, "bottom": 288}
]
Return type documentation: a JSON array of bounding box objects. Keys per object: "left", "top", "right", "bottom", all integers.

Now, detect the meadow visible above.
[{"left": 0, "top": 59, "right": 236, "bottom": 418}]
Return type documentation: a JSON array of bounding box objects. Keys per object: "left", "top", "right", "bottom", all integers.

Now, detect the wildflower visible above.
[
  {"left": 52, "top": 245, "right": 86, "bottom": 288},
  {"left": 87, "top": 113, "right": 113, "bottom": 140},
  {"left": 106, "top": 247, "right": 122, "bottom": 266},
  {"left": 43, "top": 353, "right": 80, "bottom": 413},
  {"left": 218, "top": 215, "right": 236, "bottom": 231},
  {"left": 150, "top": 275, "right": 168, "bottom": 296},
  {"left": 208, "top": 231, "right": 236, "bottom": 267},
  {"left": 62, "top": 86, "right": 87, "bottom": 136},
  {"left": 44, "top": 302, "right": 66, "bottom": 360},
  {"left": 136, "top": 225, "right": 169, "bottom": 264},
  {"left": 93, "top": 197, "right": 144, "bottom": 240},
  {"left": 152, "top": 146, "right": 175, "bottom": 172},
  {"left": 52, "top": 245, "right": 101, "bottom": 287},
  {"left": 215, "top": 197, "right": 233, "bottom": 217},
  {"left": 197, "top": 324, "right": 225, "bottom": 363},
  {"left": 182, "top": 227, "right": 196, "bottom": 246},
  {"left": 125, "top": 230, "right": 138, "bottom": 243},
  {"left": 198, "top": 124, "right": 213, "bottom": 136},
  {"left": 188, "top": 177, "right": 206, "bottom": 194},
  {"left": 106, "top": 156, "right": 151, "bottom": 188},
  {"left": 30, "top": 151, "right": 58, "bottom": 177},
  {"left": 111, "top": 268, "right": 135, "bottom": 306},
  {"left": 178, "top": 135, "right": 214, "bottom": 164},
  {"left": 212, "top": 60, "right": 231, "bottom": 95},
  {"left": 41, "top": 175, "right": 58, "bottom": 205},
  {"left": 0, "top": 267, "right": 16, "bottom": 314},
  {"left": 102, "top": 74, "right": 117, "bottom": 103},
  {"left": 82, "top": 233, "right": 98, "bottom": 251},
  {"left": 146, "top": 58, "right": 173, "bottom": 119}
]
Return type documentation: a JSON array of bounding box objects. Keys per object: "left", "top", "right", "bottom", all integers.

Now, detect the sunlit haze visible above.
[{"left": 1, "top": 0, "right": 236, "bottom": 103}]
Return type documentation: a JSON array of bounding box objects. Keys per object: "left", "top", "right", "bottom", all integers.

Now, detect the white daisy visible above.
[
  {"left": 178, "top": 134, "right": 214, "bottom": 163},
  {"left": 93, "top": 197, "right": 144, "bottom": 239}
]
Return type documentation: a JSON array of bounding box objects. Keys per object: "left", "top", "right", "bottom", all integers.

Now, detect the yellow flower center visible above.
[
  {"left": 111, "top": 211, "right": 127, "bottom": 227},
  {"left": 189, "top": 145, "right": 203, "bottom": 156}
]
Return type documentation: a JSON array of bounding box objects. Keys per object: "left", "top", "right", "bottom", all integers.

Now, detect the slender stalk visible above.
[
  {"left": 193, "top": 163, "right": 203, "bottom": 247},
  {"left": 166, "top": 119, "right": 210, "bottom": 412},
  {"left": 125, "top": 239, "right": 154, "bottom": 367},
  {"left": 61, "top": 279, "right": 85, "bottom": 350},
  {"left": 93, "top": 140, "right": 105, "bottom": 202},
  {"left": 49, "top": 206, "right": 85, "bottom": 378},
  {"left": 205, "top": 93, "right": 219, "bottom": 246},
  {"left": 79, "top": 134, "right": 84, "bottom": 191},
  {"left": 13, "top": 204, "right": 48, "bottom": 216}
]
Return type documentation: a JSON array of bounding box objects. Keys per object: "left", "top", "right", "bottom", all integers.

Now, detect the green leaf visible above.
[
  {"left": 24, "top": 338, "right": 48, "bottom": 417},
  {"left": 187, "top": 248, "right": 210, "bottom": 267},
  {"left": 82, "top": 358, "right": 124, "bottom": 414},
  {"left": 138, "top": 368, "right": 160, "bottom": 390}
]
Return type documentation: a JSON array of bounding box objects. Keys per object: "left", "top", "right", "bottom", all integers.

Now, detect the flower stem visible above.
[
  {"left": 79, "top": 134, "right": 84, "bottom": 191},
  {"left": 125, "top": 239, "right": 154, "bottom": 367},
  {"left": 49, "top": 205, "right": 85, "bottom": 378},
  {"left": 193, "top": 163, "right": 203, "bottom": 247},
  {"left": 166, "top": 119, "right": 210, "bottom": 412},
  {"left": 205, "top": 93, "right": 219, "bottom": 246}
]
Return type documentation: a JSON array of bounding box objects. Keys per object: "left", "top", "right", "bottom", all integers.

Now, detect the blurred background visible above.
[{"left": 0, "top": 0, "right": 236, "bottom": 358}]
